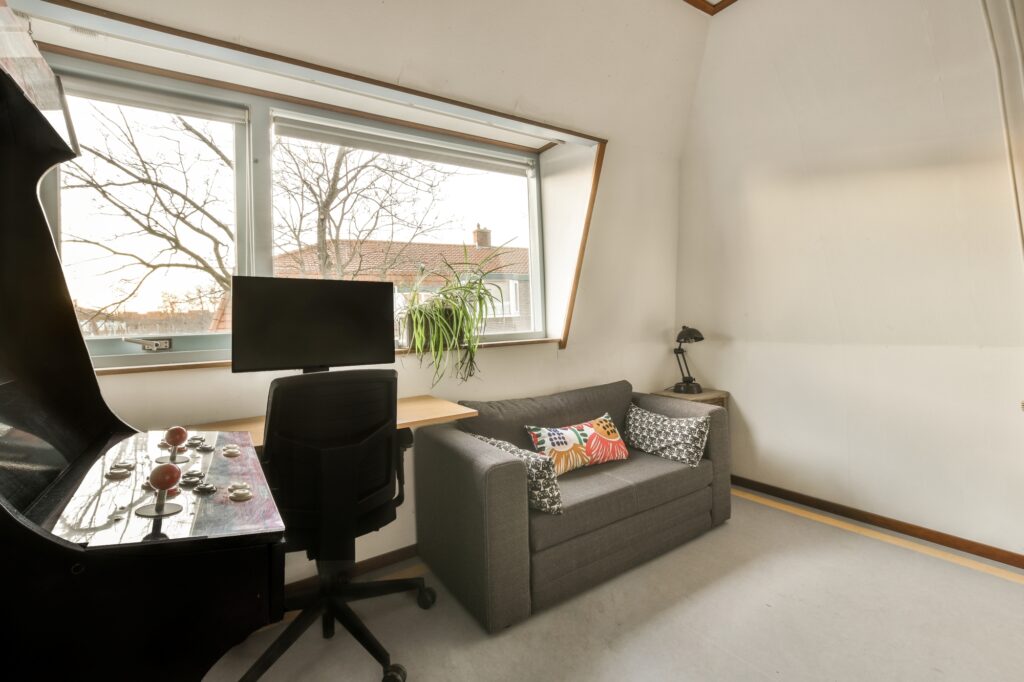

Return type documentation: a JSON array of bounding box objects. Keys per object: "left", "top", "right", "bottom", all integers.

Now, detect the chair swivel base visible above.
[{"left": 241, "top": 574, "right": 437, "bottom": 682}]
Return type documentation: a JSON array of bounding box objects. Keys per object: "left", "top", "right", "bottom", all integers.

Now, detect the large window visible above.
[
  {"left": 59, "top": 92, "right": 241, "bottom": 339},
  {"left": 267, "top": 119, "right": 536, "bottom": 338},
  {"left": 45, "top": 65, "right": 543, "bottom": 367}
]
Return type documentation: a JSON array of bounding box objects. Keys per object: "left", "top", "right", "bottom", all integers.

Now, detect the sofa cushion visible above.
[
  {"left": 528, "top": 449, "right": 714, "bottom": 552},
  {"left": 458, "top": 380, "right": 633, "bottom": 450},
  {"left": 604, "top": 449, "right": 713, "bottom": 512},
  {"left": 530, "top": 488, "right": 713, "bottom": 595}
]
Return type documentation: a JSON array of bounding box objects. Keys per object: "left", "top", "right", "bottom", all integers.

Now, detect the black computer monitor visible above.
[{"left": 231, "top": 276, "right": 396, "bottom": 373}]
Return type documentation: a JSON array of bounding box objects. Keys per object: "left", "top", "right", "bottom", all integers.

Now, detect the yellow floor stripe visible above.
[{"left": 732, "top": 488, "right": 1024, "bottom": 586}]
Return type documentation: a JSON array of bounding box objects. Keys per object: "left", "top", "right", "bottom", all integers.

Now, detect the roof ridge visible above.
[{"left": 284, "top": 238, "right": 527, "bottom": 252}]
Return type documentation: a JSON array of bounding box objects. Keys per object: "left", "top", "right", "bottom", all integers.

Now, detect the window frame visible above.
[
  {"left": 508, "top": 279, "right": 521, "bottom": 317},
  {"left": 42, "top": 54, "right": 546, "bottom": 368},
  {"left": 484, "top": 277, "right": 524, "bottom": 320}
]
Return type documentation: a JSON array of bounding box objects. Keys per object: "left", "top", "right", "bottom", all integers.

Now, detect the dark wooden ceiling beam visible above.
[{"left": 682, "top": 0, "right": 744, "bottom": 16}]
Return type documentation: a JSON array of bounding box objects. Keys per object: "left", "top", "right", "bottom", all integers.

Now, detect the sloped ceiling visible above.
[{"left": 683, "top": 0, "right": 743, "bottom": 16}]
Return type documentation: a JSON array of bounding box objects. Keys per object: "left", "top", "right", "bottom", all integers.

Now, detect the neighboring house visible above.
[{"left": 208, "top": 227, "right": 532, "bottom": 335}]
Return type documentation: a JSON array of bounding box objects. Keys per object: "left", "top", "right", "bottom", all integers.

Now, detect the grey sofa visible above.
[{"left": 414, "top": 380, "right": 731, "bottom": 633}]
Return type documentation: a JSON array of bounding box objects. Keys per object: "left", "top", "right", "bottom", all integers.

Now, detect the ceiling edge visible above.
[{"left": 682, "top": 0, "right": 744, "bottom": 17}]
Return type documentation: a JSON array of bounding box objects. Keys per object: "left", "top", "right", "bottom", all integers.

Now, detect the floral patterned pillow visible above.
[{"left": 524, "top": 413, "right": 629, "bottom": 476}]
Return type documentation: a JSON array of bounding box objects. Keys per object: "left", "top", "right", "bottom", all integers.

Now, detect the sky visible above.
[{"left": 58, "top": 95, "right": 531, "bottom": 319}]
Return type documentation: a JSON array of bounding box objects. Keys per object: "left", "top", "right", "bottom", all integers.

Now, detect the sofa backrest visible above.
[{"left": 457, "top": 380, "right": 634, "bottom": 449}]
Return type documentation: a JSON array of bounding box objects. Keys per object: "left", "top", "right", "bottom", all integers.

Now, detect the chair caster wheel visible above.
[
  {"left": 383, "top": 663, "right": 407, "bottom": 682},
  {"left": 417, "top": 586, "right": 437, "bottom": 609}
]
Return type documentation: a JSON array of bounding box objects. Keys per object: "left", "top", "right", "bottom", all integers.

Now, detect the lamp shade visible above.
[{"left": 676, "top": 326, "right": 704, "bottom": 343}]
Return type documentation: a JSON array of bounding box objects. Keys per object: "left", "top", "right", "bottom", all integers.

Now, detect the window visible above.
[
  {"left": 486, "top": 279, "right": 523, "bottom": 321},
  {"left": 508, "top": 280, "right": 522, "bottom": 317},
  {"left": 58, "top": 89, "right": 242, "bottom": 340},
  {"left": 267, "top": 116, "right": 538, "bottom": 338},
  {"left": 45, "top": 62, "right": 543, "bottom": 367}
]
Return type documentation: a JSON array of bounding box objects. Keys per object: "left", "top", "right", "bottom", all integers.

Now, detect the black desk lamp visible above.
[{"left": 673, "top": 326, "right": 704, "bottom": 394}]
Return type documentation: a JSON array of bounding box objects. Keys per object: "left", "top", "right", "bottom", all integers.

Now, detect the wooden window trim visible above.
[
  {"left": 43, "top": 1, "right": 606, "bottom": 143},
  {"left": 681, "top": 0, "right": 744, "bottom": 16},
  {"left": 38, "top": 2, "right": 608, "bottom": 354},
  {"left": 94, "top": 337, "right": 562, "bottom": 376}
]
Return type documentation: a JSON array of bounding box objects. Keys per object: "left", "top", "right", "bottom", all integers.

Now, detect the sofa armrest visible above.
[
  {"left": 631, "top": 392, "right": 732, "bottom": 525},
  {"left": 414, "top": 424, "right": 531, "bottom": 632}
]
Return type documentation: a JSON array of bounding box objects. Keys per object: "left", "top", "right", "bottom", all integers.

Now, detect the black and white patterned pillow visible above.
[
  {"left": 625, "top": 404, "right": 710, "bottom": 467},
  {"left": 472, "top": 435, "right": 564, "bottom": 514}
]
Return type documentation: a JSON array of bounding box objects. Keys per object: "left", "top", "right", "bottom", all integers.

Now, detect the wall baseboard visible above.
[
  {"left": 732, "top": 476, "right": 1024, "bottom": 570},
  {"left": 351, "top": 543, "right": 419, "bottom": 578},
  {"left": 284, "top": 544, "right": 419, "bottom": 603}
]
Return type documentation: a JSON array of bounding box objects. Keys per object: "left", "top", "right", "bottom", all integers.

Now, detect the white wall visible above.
[
  {"left": 539, "top": 142, "right": 600, "bottom": 337},
  {"left": 79, "top": 0, "right": 711, "bottom": 569},
  {"left": 680, "top": 0, "right": 1024, "bottom": 552}
]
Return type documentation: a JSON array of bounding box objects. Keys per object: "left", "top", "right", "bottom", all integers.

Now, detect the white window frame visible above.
[
  {"left": 484, "top": 279, "right": 523, "bottom": 320},
  {"left": 508, "top": 279, "right": 521, "bottom": 317},
  {"left": 42, "top": 54, "right": 546, "bottom": 368}
]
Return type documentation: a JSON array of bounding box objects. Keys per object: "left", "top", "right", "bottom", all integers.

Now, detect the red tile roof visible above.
[
  {"left": 208, "top": 239, "right": 528, "bottom": 332},
  {"left": 273, "top": 239, "right": 528, "bottom": 281},
  {"left": 208, "top": 295, "right": 232, "bottom": 334}
]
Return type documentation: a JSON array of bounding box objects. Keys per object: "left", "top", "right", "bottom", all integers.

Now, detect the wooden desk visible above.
[
  {"left": 192, "top": 394, "right": 477, "bottom": 447},
  {"left": 655, "top": 388, "right": 730, "bottom": 410}
]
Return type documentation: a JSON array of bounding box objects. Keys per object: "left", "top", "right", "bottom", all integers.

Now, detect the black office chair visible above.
[{"left": 243, "top": 369, "right": 435, "bottom": 682}]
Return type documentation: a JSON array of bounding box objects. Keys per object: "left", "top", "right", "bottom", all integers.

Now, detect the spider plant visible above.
[{"left": 401, "top": 247, "right": 506, "bottom": 386}]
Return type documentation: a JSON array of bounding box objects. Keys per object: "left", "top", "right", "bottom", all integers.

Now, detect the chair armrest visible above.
[
  {"left": 414, "top": 424, "right": 531, "bottom": 632},
  {"left": 631, "top": 392, "right": 732, "bottom": 525}
]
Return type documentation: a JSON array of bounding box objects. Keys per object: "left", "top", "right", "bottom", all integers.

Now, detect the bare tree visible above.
[
  {"left": 61, "top": 102, "right": 236, "bottom": 326},
  {"left": 62, "top": 100, "right": 457, "bottom": 336},
  {"left": 272, "top": 136, "right": 454, "bottom": 280},
  {"left": 159, "top": 285, "right": 223, "bottom": 316}
]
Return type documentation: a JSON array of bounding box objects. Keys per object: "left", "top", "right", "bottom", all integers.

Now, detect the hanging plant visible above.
[{"left": 400, "top": 247, "right": 505, "bottom": 386}]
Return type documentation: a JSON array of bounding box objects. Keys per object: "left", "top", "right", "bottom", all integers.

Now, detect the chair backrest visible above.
[{"left": 262, "top": 369, "right": 401, "bottom": 560}]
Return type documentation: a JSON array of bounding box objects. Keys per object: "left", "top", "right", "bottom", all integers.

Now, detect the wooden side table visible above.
[{"left": 654, "top": 388, "right": 729, "bottom": 410}]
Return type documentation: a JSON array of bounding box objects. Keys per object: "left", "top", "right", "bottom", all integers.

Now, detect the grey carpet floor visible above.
[{"left": 206, "top": 494, "right": 1024, "bottom": 681}]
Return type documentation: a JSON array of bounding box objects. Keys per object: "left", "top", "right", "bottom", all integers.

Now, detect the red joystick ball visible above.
[
  {"left": 164, "top": 425, "right": 188, "bottom": 448},
  {"left": 149, "top": 463, "right": 181, "bottom": 491}
]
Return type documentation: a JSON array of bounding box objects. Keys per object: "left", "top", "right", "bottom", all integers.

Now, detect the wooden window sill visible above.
[{"left": 94, "top": 337, "right": 561, "bottom": 376}]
